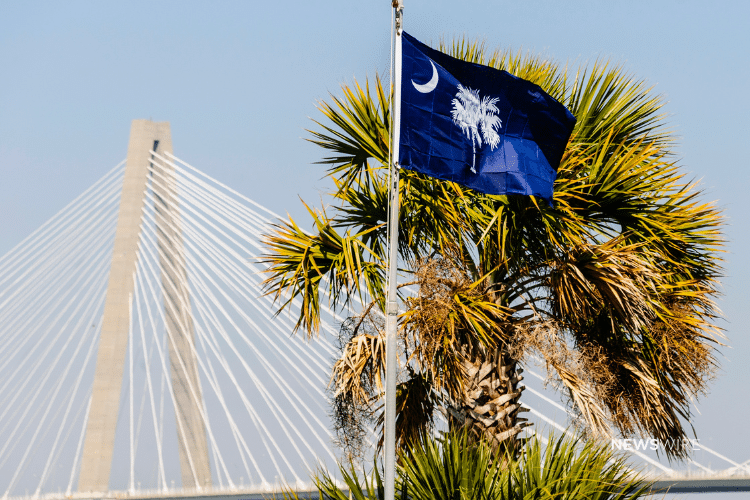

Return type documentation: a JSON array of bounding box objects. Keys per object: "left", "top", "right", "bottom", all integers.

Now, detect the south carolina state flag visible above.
[{"left": 399, "top": 32, "right": 576, "bottom": 204}]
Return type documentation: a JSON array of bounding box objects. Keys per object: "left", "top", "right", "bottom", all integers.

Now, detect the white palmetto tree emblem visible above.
[{"left": 451, "top": 84, "right": 502, "bottom": 173}]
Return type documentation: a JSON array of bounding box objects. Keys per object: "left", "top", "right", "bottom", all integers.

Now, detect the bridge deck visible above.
[
  {"left": 9, "top": 475, "right": 750, "bottom": 500},
  {"left": 650, "top": 476, "right": 750, "bottom": 493}
]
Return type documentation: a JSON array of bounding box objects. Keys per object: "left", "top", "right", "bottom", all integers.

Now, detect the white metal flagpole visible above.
[{"left": 385, "top": 1, "right": 403, "bottom": 500}]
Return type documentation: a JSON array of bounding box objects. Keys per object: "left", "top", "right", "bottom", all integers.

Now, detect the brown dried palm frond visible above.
[
  {"left": 328, "top": 313, "right": 386, "bottom": 462},
  {"left": 572, "top": 303, "right": 719, "bottom": 459},
  {"left": 330, "top": 390, "right": 373, "bottom": 464},
  {"left": 400, "top": 257, "right": 511, "bottom": 401},
  {"left": 555, "top": 366, "right": 612, "bottom": 439},
  {"left": 399, "top": 257, "right": 532, "bottom": 456},
  {"left": 511, "top": 288, "right": 721, "bottom": 458},
  {"left": 591, "top": 345, "right": 697, "bottom": 459},
  {"left": 330, "top": 319, "right": 386, "bottom": 406},
  {"left": 509, "top": 319, "right": 612, "bottom": 438},
  {"left": 374, "top": 369, "right": 437, "bottom": 452},
  {"left": 332, "top": 307, "right": 441, "bottom": 454},
  {"left": 548, "top": 238, "right": 659, "bottom": 333}
]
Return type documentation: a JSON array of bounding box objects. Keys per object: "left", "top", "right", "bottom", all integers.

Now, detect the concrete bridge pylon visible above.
[{"left": 78, "top": 120, "right": 211, "bottom": 492}]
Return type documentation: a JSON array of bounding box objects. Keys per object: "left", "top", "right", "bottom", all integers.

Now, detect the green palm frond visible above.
[
  {"left": 261, "top": 203, "right": 385, "bottom": 335},
  {"left": 307, "top": 430, "right": 653, "bottom": 500},
  {"left": 508, "top": 432, "right": 652, "bottom": 499},
  {"left": 440, "top": 38, "right": 569, "bottom": 101},
  {"left": 399, "top": 430, "right": 504, "bottom": 500},
  {"left": 568, "top": 61, "right": 669, "bottom": 149},
  {"left": 312, "top": 460, "right": 390, "bottom": 500},
  {"left": 308, "top": 77, "right": 390, "bottom": 193}
]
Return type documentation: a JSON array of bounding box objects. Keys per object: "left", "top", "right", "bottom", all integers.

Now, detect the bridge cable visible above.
[
  {"left": 140, "top": 179, "right": 337, "bottom": 462},
  {"left": 139, "top": 191, "right": 312, "bottom": 482}
]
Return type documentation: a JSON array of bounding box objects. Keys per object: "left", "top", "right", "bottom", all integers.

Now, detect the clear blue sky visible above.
[{"left": 1, "top": 1, "right": 748, "bottom": 497}]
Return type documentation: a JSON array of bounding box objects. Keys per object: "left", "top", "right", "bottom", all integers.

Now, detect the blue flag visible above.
[{"left": 399, "top": 32, "right": 576, "bottom": 204}]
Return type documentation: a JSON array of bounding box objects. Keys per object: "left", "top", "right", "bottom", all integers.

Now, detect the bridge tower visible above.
[{"left": 78, "top": 120, "right": 211, "bottom": 492}]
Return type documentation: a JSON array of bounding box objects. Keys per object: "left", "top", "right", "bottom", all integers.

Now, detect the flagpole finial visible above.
[{"left": 393, "top": 0, "right": 403, "bottom": 35}]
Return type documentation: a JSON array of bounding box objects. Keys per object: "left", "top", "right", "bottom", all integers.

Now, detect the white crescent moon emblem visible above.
[{"left": 412, "top": 61, "right": 439, "bottom": 93}]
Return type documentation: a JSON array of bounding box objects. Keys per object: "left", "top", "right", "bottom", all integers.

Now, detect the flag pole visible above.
[{"left": 385, "top": 1, "right": 403, "bottom": 500}]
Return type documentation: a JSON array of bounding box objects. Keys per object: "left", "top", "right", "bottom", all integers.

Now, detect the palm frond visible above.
[
  {"left": 399, "top": 429, "right": 505, "bottom": 500},
  {"left": 441, "top": 38, "right": 569, "bottom": 101},
  {"left": 549, "top": 238, "right": 658, "bottom": 333},
  {"left": 307, "top": 76, "right": 390, "bottom": 194},
  {"left": 261, "top": 204, "right": 385, "bottom": 335},
  {"left": 509, "top": 432, "right": 652, "bottom": 499},
  {"left": 568, "top": 61, "right": 670, "bottom": 149},
  {"left": 373, "top": 370, "right": 438, "bottom": 453}
]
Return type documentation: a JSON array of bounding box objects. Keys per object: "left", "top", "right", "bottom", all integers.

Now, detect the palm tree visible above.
[
  {"left": 451, "top": 84, "right": 502, "bottom": 172},
  {"left": 261, "top": 39, "right": 723, "bottom": 461}
]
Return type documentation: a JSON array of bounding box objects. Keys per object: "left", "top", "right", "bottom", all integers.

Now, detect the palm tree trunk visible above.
[{"left": 445, "top": 346, "right": 530, "bottom": 458}]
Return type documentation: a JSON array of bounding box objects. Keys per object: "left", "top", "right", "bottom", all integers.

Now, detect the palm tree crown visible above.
[{"left": 261, "top": 38, "right": 723, "bottom": 461}]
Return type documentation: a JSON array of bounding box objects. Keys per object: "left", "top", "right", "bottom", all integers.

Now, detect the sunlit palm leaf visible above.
[{"left": 261, "top": 203, "right": 385, "bottom": 335}]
